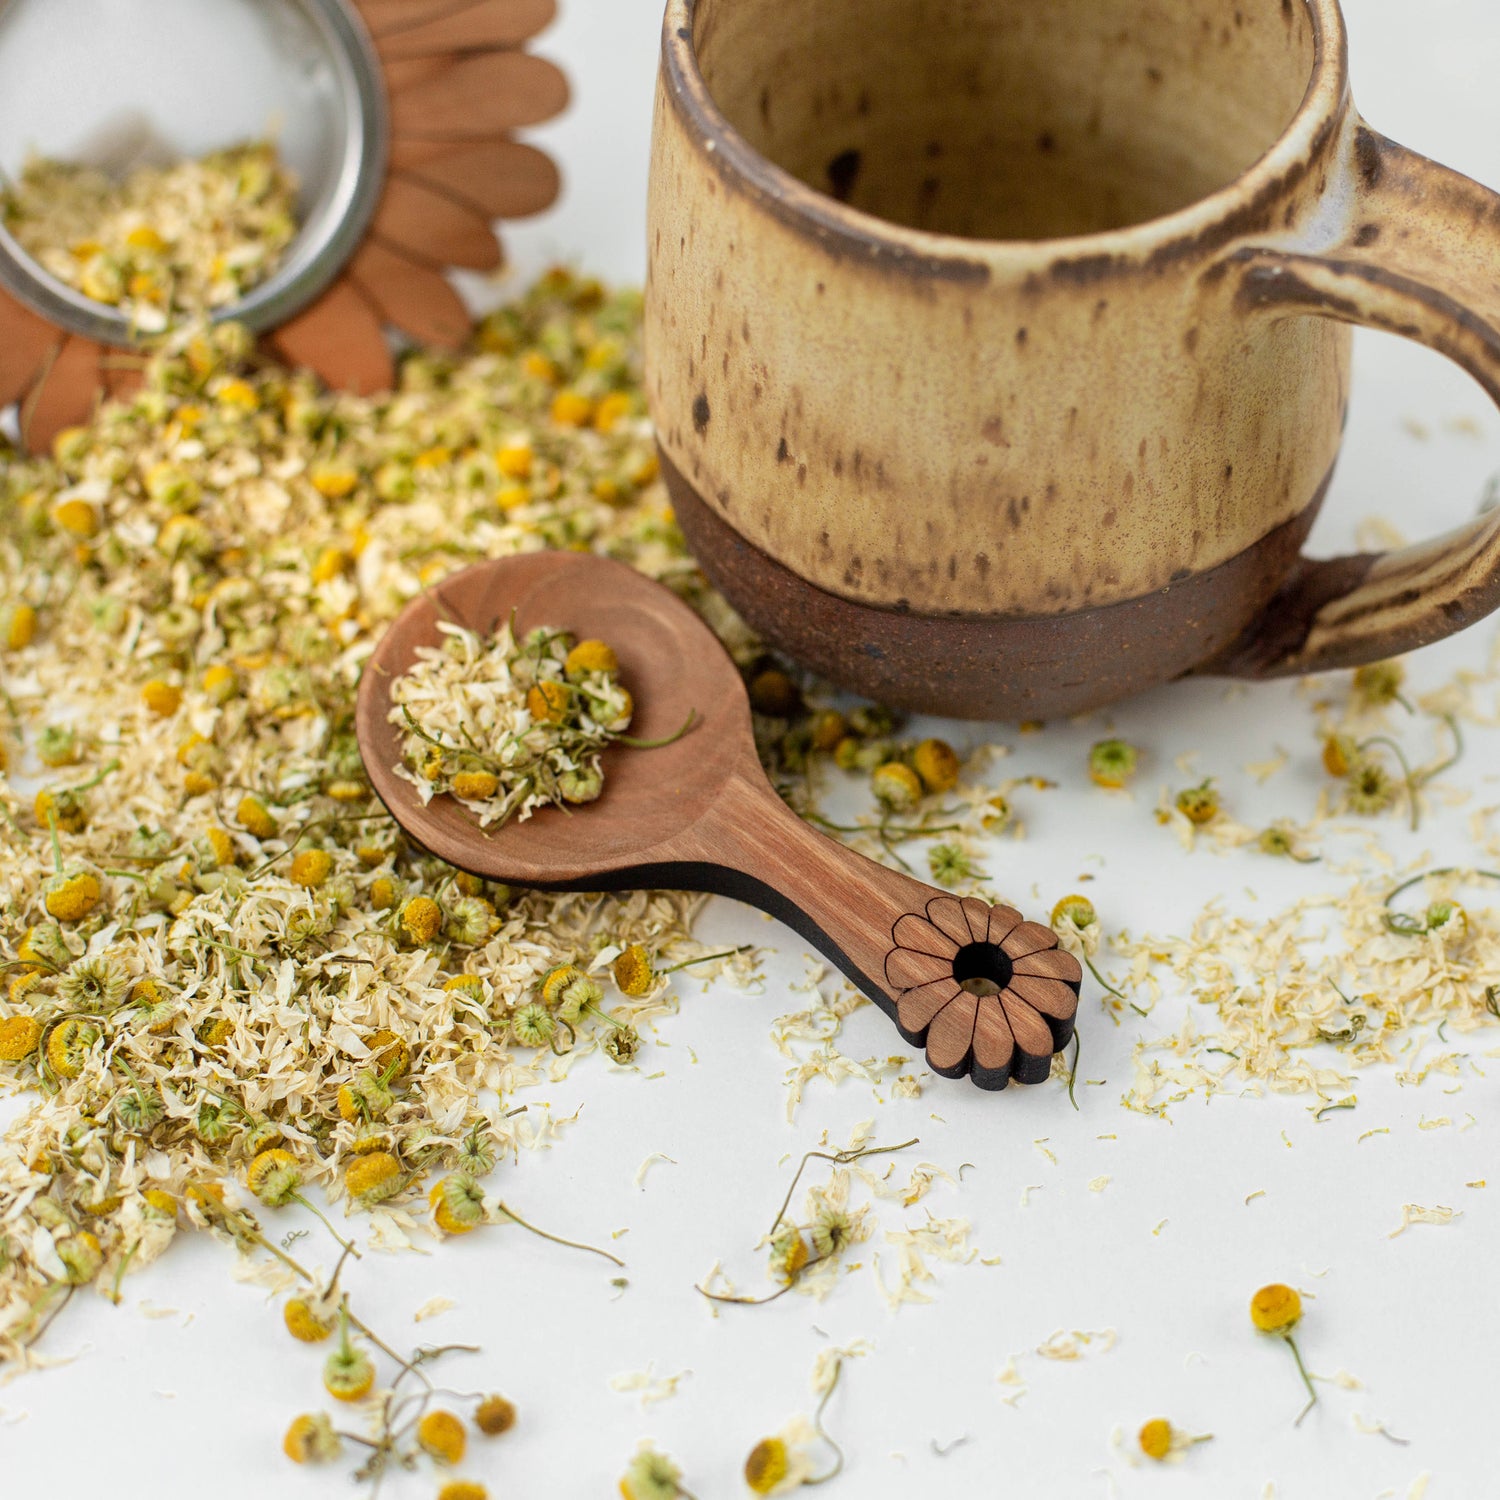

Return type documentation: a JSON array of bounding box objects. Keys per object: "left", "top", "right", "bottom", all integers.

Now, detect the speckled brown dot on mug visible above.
[{"left": 646, "top": 0, "right": 1500, "bottom": 719}]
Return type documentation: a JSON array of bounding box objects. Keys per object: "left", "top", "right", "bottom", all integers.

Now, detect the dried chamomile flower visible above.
[
  {"left": 57, "top": 954, "right": 129, "bottom": 1012},
  {"left": 364, "top": 1028, "right": 412, "bottom": 1080},
  {"left": 613, "top": 944, "right": 655, "bottom": 997},
  {"left": 602, "top": 1024, "right": 643, "bottom": 1066},
  {"left": 247, "top": 1148, "right": 303, "bottom": 1206},
  {"left": 437, "top": 1483, "right": 488, "bottom": 1500},
  {"left": 431, "top": 1174, "right": 486, "bottom": 1234},
  {"left": 0, "top": 1015, "right": 43, "bottom": 1061},
  {"left": 289, "top": 848, "right": 334, "bottom": 888},
  {"left": 1352, "top": 658, "right": 1409, "bottom": 711},
  {"left": 769, "top": 1229, "right": 810, "bottom": 1285},
  {"left": 1257, "top": 824, "right": 1318, "bottom": 862},
  {"left": 114, "top": 1079, "right": 165, "bottom": 1133},
  {"left": 927, "top": 842, "right": 977, "bottom": 888},
  {"left": 1322, "top": 733, "right": 1357, "bottom": 778},
  {"left": 1344, "top": 758, "right": 1398, "bottom": 815},
  {"left": 454, "top": 1125, "right": 498, "bottom": 1179},
  {"left": 910, "top": 737, "right": 960, "bottom": 794},
  {"left": 18, "top": 921, "right": 72, "bottom": 971},
  {"left": 235, "top": 795, "right": 278, "bottom": 840},
  {"left": 400, "top": 895, "right": 444, "bottom": 945},
  {"left": 344, "top": 1151, "right": 404, "bottom": 1205},
  {"left": 509, "top": 1002, "right": 559, "bottom": 1051},
  {"left": 565, "top": 638, "right": 619, "bottom": 681},
  {"left": 474, "top": 1394, "right": 517, "bottom": 1436},
  {"left": 1250, "top": 1283, "right": 1317, "bottom": 1423},
  {"left": 743, "top": 1437, "right": 791, "bottom": 1494},
  {"left": 417, "top": 1409, "right": 467, "bottom": 1464},
  {"left": 283, "top": 1412, "right": 342, "bottom": 1464},
  {"left": 338, "top": 1071, "right": 394, "bottom": 1123},
  {"left": 36, "top": 725, "right": 79, "bottom": 767},
  {"left": 1137, "top": 1418, "right": 1212, "bottom": 1462},
  {"left": 809, "top": 1204, "right": 855, "bottom": 1259},
  {"left": 870, "top": 761, "right": 922, "bottom": 814},
  {"left": 3, "top": 601, "right": 37, "bottom": 650},
  {"left": 748, "top": 666, "right": 801, "bottom": 718},
  {"left": 323, "top": 1304, "right": 376, "bottom": 1403},
  {"left": 1174, "top": 779, "right": 1221, "bottom": 826},
  {"left": 445, "top": 895, "right": 497, "bottom": 946},
  {"left": 1089, "top": 738, "right": 1139, "bottom": 789},
  {"left": 44, "top": 868, "right": 103, "bottom": 922},
  {"left": 57, "top": 1230, "right": 104, "bottom": 1284},
  {"left": 621, "top": 1443, "right": 697, "bottom": 1500},
  {"left": 555, "top": 972, "right": 604, "bottom": 1025},
  {"left": 45, "top": 1017, "right": 101, "bottom": 1079},
  {"left": 284, "top": 1297, "right": 334, "bottom": 1343}
]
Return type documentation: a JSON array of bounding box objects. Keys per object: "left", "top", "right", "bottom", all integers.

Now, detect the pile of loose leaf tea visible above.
[
  {"left": 392, "top": 621, "right": 638, "bottom": 826},
  {"left": 2, "top": 141, "right": 299, "bottom": 330},
  {"left": 0, "top": 270, "right": 756, "bottom": 1365}
]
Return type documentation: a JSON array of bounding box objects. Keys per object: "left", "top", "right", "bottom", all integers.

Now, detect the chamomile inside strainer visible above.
[{"left": 0, "top": 0, "right": 386, "bottom": 342}]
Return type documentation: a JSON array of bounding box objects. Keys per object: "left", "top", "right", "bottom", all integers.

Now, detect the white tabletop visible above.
[{"left": 6, "top": 3, "right": 1500, "bottom": 1497}]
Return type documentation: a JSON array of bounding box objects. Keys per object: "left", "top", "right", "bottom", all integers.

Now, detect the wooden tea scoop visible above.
[{"left": 356, "top": 552, "right": 1080, "bottom": 1091}]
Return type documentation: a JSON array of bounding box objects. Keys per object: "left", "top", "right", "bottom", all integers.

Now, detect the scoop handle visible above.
[{"left": 671, "top": 771, "right": 1080, "bottom": 1091}]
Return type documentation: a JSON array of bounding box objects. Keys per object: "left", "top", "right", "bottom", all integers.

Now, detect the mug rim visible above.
[{"left": 660, "top": 0, "right": 1350, "bottom": 273}]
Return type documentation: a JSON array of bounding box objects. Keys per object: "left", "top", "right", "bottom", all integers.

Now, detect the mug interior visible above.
[{"left": 692, "top": 0, "right": 1318, "bottom": 240}]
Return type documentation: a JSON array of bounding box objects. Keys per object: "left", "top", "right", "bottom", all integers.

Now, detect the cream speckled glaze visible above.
[{"left": 645, "top": 0, "right": 1500, "bottom": 719}]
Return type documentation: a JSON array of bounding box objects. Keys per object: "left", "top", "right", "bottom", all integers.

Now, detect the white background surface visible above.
[{"left": 6, "top": 3, "right": 1500, "bottom": 1498}]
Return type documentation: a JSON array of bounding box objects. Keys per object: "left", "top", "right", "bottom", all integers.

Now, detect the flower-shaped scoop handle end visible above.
[{"left": 697, "top": 774, "right": 1081, "bottom": 1092}]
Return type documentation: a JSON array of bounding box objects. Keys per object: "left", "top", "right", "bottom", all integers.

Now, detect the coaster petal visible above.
[
  {"left": 885, "top": 944, "right": 953, "bottom": 992},
  {"left": 349, "top": 240, "right": 472, "bottom": 347},
  {"left": 924, "top": 895, "right": 974, "bottom": 948},
  {"left": 374, "top": 0, "right": 557, "bottom": 57},
  {"left": 955, "top": 896, "right": 991, "bottom": 942},
  {"left": 891, "top": 913, "right": 958, "bottom": 960},
  {"left": 925, "top": 991, "right": 980, "bottom": 1077},
  {"left": 985, "top": 904, "right": 1024, "bottom": 946},
  {"left": 1000, "top": 921, "right": 1058, "bottom": 960},
  {"left": 375, "top": 176, "right": 503, "bottom": 270},
  {"left": 390, "top": 140, "right": 560, "bottom": 219},
  {"left": 896, "top": 977, "right": 961, "bottom": 1040},
  {"left": 970, "top": 995, "right": 1016, "bottom": 1091},
  {"left": 1000, "top": 992, "right": 1057, "bottom": 1085},
  {"left": 391, "top": 52, "right": 570, "bottom": 138},
  {"left": 1008, "top": 973, "right": 1079, "bottom": 1022},
  {"left": 270, "top": 281, "right": 393, "bottom": 394},
  {"left": 1011, "top": 947, "right": 1083, "bottom": 985},
  {"left": 22, "top": 337, "right": 102, "bottom": 453}
]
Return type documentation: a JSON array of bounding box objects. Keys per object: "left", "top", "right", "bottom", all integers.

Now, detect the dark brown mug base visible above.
[{"left": 662, "top": 449, "right": 1336, "bottom": 720}]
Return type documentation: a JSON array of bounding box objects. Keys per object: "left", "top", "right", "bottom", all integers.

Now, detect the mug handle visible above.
[{"left": 1206, "top": 123, "right": 1500, "bottom": 679}]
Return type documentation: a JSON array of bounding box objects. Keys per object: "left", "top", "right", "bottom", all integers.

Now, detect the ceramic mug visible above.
[{"left": 644, "top": 0, "right": 1500, "bottom": 720}]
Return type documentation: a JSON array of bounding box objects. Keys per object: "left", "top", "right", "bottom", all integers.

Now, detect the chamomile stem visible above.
[
  {"left": 289, "top": 1191, "right": 362, "bottom": 1261},
  {"left": 1084, "top": 954, "right": 1126, "bottom": 1000},
  {"left": 615, "top": 708, "right": 699, "bottom": 749},
  {"left": 1285, "top": 1333, "right": 1318, "bottom": 1425},
  {"left": 1361, "top": 735, "right": 1420, "bottom": 831},
  {"left": 492, "top": 1198, "right": 625, "bottom": 1267},
  {"left": 658, "top": 946, "right": 750, "bottom": 975},
  {"left": 805, "top": 1355, "right": 846, "bottom": 1485},
  {"left": 767, "top": 1138, "right": 919, "bottom": 1239},
  {"left": 1066, "top": 1032, "right": 1081, "bottom": 1112},
  {"left": 696, "top": 1254, "right": 830, "bottom": 1306}
]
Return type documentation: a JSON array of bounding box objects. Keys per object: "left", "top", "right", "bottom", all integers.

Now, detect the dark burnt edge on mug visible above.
[{"left": 658, "top": 0, "right": 1349, "bottom": 287}]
